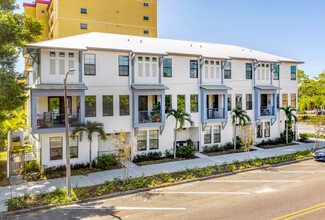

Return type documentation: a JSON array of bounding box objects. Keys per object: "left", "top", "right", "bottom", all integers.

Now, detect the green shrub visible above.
[
  {"left": 147, "top": 152, "right": 162, "bottom": 160},
  {"left": 176, "top": 145, "right": 196, "bottom": 158},
  {"left": 25, "top": 160, "right": 41, "bottom": 173},
  {"left": 6, "top": 193, "right": 29, "bottom": 211},
  {"left": 44, "top": 188, "right": 76, "bottom": 205},
  {"left": 133, "top": 152, "right": 163, "bottom": 163},
  {"left": 202, "top": 145, "right": 221, "bottom": 153},
  {"left": 165, "top": 149, "right": 174, "bottom": 158},
  {"left": 96, "top": 154, "right": 117, "bottom": 170}
]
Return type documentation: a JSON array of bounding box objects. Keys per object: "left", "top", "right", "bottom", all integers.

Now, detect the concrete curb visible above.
[{"left": 0, "top": 157, "right": 313, "bottom": 218}]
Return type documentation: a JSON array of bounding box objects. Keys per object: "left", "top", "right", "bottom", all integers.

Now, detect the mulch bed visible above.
[
  {"left": 257, "top": 143, "right": 297, "bottom": 149},
  {"left": 134, "top": 156, "right": 198, "bottom": 166},
  {"left": 203, "top": 149, "right": 256, "bottom": 157}
]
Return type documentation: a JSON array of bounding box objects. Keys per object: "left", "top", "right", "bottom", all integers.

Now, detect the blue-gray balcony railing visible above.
[
  {"left": 138, "top": 110, "right": 162, "bottom": 123},
  {"left": 207, "top": 108, "right": 225, "bottom": 119},
  {"left": 37, "top": 113, "right": 80, "bottom": 129},
  {"left": 260, "top": 106, "right": 275, "bottom": 116}
]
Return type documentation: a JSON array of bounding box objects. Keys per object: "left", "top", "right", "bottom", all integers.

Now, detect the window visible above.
[
  {"left": 190, "top": 95, "right": 198, "bottom": 113},
  {"left": 50, "top": 137, "right": 63, "bottom": 160},
  {"left": 119, "top": 95, "right": 129, "bottom": 116},
  {"left": 273, "top": 65, "right": 279, "bottom": 80},
  {"left": 138, "top": 131, "right": 147, "bottom": 151},
  {"left": 152, "top": 57, "right": 157, "bottom": 62},
  {"left": 257, "top": 123, "right": 263, "bottom": 138},
  {"left": 277, "top": 94, "right": 279, "bottom": 108},
  {"left": 291, "top": 93, "right": 297, "bottom": 108},
  {"left": 177, "top": 95, "right": 186, "bottom": 112},
  {"left": 143, "top": 16, "right": 149, "bottom": 21},
  {"left": 143, "top": 30, "right": 149, "bottom": 35},
  {"left": 246, "top": 63, "right": 252, "bottom": 79},
  {"left": 138, "top": 56, "right": 143, "bottom": 61},
  {"left": 204, "top": 126, "right": 212, "bottom": 144},
  {"left": 59, "top": 52, "right": 65, "bottom": 57},
  {"left": 163, "top": 58, "right": 172, "bottom": 77},
  {"left": 264, "top": 122, "right": 270, "bottom": 138},
  {"left": 149, "top": 130, "right": 159, "bottom": 150},
  {"left": 80, "top": 8, "right": 87, "bottom": 14},
  {"left": 246, "top": 94, "right": 252, "bottom": 110},
  {"left": 213, "top": 125, "right": 221, "bottom": 143},
  {"left": 291, "top": 66, "right": 297, "bottom": 80},
  {"left": 85, "top": 96, "right": 96, "bottom": 117},
  {"left": 80, "top": 23, "right": 88, "bottom": 30},
  {"left": 69, "top": 137, "right": 78, "bottom": 159},
  {"left": 118, "top": 56, "right": 129, "bottom": 76},
  {"left": 165, "top": 95, "right": 172, "bottom": 113},
  {"left": 41, "top": 10, "right": 45, "bottom": 13},
  {"left": 190, "top": 60, "right": 198, "bottom": 78},
  {"left": 228, "top": 94, "right": 232, "bottom": 111},
  {"left": 224, "top": 62, "right": 231, "bottom": 79},
  {"left": 84, "top": 54, "right": 96, "bottom": 75},
  {"left": 103, "top": 95, "right": 113, "bottom": 116},
  {"left": 59, "top": 60, "right": 65, "bottom": 75},
  {"left": 282, "top": 94, "right": 288, "bottom": 108},
  {"left": 235, "top": 94, "right": 242, "bottom": 110},
  {"left": 143, "top": 2, "right": 149, "bottom": 7},
  {"left": 68, "top": 53, "right": 74, "bottom": 58},
  {"left": 145, "top": 57, "right": 150, "bottom": 62},
  {"left": 50, "top": 51, "right": 56, "bottom": 57},
  {"left": 50, "top": 59, "right": 56, "bottom": 75}
]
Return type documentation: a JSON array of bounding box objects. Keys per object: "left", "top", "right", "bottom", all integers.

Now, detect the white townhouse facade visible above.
[{"left": 23, "top": 32, "right": 302, "bottom": 167}]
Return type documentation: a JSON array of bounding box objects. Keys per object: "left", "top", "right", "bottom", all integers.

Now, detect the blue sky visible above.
[{"left": 17, "top": 0, "right": 325, "bottom": 77}]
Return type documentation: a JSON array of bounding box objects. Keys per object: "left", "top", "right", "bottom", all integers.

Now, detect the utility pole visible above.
[{"left": 64, "top": 68, "right": 75, "bottom": 196}]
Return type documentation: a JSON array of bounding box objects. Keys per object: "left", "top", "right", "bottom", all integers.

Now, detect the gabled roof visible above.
[{"left": 24, "top": 32, "right": 303, "bottom": 64}]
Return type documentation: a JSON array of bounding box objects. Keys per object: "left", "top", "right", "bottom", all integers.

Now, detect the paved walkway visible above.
[{"left": 0, "top": 141, "right": 324, "bottom": 213}]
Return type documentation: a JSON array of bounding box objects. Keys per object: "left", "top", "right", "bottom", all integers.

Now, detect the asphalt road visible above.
[{"left": 5, "top": 159, "right": 325, "bottom": 220}]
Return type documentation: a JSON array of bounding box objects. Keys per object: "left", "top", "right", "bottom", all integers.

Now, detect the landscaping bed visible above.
[
  {"left": 6, "top": 150, "right": 313, "bottom": 212},
  {"left": 202, "top": 142, "right": 252, "bottom": 156},
  {"left": 204, "top": 149, "right": 255, "bottom": 156},
  {"left": 257, "top": 142, "right": 297, "bottom": 149}
]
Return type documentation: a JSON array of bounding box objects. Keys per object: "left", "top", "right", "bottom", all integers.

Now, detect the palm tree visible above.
[
  {"left": 231, "top": 108, "right": 251, "bottom": 150},
  {"left": 72, "top": 121, "right": 107, "bottom": 169},
  {"left": 167, "top": 109, "right": 194, "bottom": 159},
  {"left": 280, "top": 107, "right": 297, "bottom": 144}
]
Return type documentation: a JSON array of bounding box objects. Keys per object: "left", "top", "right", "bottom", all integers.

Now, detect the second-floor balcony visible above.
[
  {"left": 260, "top": 106, "right": 275, "bottom": 116},
  {"left": 37, "top": 113, "right": 80, "bottom": 129},
  {"left": 207, "top": 108, "right": 225, "bottom": 119},
  {"left": 139, "top": 110, "right": 162, "bottom": 124}
]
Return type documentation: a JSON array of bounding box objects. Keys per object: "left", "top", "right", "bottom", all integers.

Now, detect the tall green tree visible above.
[
  {"left": 167, "top": 109, "right": 194, "bottom": 159},
  {"left": 0, "top": 0, "right": 43, "bottom": 122},
  {"left": 71, "top": 121, "right": 107, "bottom": 169},
  {"left": 231, "top": 108, "right": 251, "bottom": 151},
  {"left": 280, "top": 107, "right": 297, "bottom": 144}
]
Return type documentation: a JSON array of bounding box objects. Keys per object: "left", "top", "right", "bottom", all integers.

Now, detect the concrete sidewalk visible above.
[{"left": 0, "top": 141, "right": 323, "bottom": 213}]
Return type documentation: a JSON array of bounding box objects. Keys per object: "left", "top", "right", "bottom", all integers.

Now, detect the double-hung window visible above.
[
  {"left": 190, "top": 60, "right": 198, "bottom": 78},
  {"left": 228, "top": 94, "right": 232, "bottom": 111},
  {"left": 118, "top": 56, "right": 129, "bottom": 76},
  {"left": 119, "top": 95, "right": 130, "bottom": 116},
  {"left": 69, "top": 137, "right": 78, "bottom": 159},
  {"left": 224, "top": 62, "right": 231, "bottom": 79},
  {"left": 282, "top": 94, "right": 288, "bottom": 108},
  {"left": 165, "top": 95, "right": 172, "bottom": 113},
  {"left": 138, "top": 131, "right": 147, "bottom": 151},
  {"left": 204, "top": 126, "right": 212, "bottom": 144},
  {"left": 257, "top": 123, "right": 263, "bottom": 138},
  {"left": 291, "top": 66, "right": 297, "bottom": 80},
  {"left": 177, "top": 95, "right": 186, "bottom": 112},
  {"left": 149, "top": 130, "right": 159, "bottom": 150},
  {"left": 163, "top": 58, "right": 172, "bottom": 77},
  {"left": 50, "top": 137, "right": 63, "bottom": 160},
  {"left": 190, "top": 95, "right": 198, "bottom": 113},
  {"left": 291, "top": 93, "right": 297, "bottom": 108},
  {"left": 246, "top": 94, "right": 252, "bottom": 110},
  {"left": 85, "top": 96, "right": 96, "bottom": 117},
  {"left": 246, "top": 63, "right": 252, "bottom": 79},
  {"left": 264, "top": 122, "right": 270, "bottom": 138},
  {"left": 213, "top": 125, "right": 221, "bottom": 143},
  {"left": 235, "top": 94, "right": 242, "bottom": 110},
  {"left": 84, "top": 54, "right": 96, "bottom": 75},
  {"left": 273, "top": 65, "right": 279, "bottom": 80},
  {"left": 103, "top": 95, "right": 113, "bottom": 116}
]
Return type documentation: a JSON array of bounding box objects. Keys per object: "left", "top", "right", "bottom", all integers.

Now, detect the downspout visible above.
[{"left": 252, "top": 60, "right": 258, "bottom": 143}]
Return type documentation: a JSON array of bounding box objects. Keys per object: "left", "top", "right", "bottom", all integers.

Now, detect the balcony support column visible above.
[{"left": 31, "top": 94, "right": 38, "bottom": 131}]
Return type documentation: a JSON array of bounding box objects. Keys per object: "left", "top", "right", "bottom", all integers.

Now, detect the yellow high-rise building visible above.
[{"left": 23, "top": 0, "right": 157, "bottom": 41}]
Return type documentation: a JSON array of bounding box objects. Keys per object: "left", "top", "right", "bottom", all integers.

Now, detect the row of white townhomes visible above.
[{"left": 24, "top": 32, "right": 302, "bottom": 167}]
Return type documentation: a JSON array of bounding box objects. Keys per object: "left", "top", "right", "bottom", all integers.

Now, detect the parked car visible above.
[
  {"left": 313, "top": 149, "right": 325, "bottom": 161},
  {"left": 311, "top": 109, "right": 325, "bottom": 115}
]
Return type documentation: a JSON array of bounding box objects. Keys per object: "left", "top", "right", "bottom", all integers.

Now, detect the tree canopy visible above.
[
  {"left": 0, "top": 0, "right": 43, "bottom": 121},
  {"left": 298, "top": 70, "right": 325, "bottom": 112}
]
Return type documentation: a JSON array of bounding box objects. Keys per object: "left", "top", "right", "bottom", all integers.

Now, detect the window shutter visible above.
[
  {"left": 205, "top": 66, "right": 209, "bottom": 78},
  {"left": 262, "top": 69, "right": 265, "bottom": 80},
  {"left": 69, "top": 60, "right": 74, "bottom": 75},
  {"left": 216, "top": 66, "right": 220, "bottom": 79},
  {"left": 145, "top": 63, "right": 150, "bottom": 77},
  {"left": 59, "top": 60, "right": 65, "bottom": 75},
  {"left": 152, "top": 63, "right": 157, "bottom": 77},
  {"left": 257, "top": 68, "right": 260, "bottom": 80},
  {"left": 50, "top": 59, "right": 56, "bottom": 75},
  {"left": 210, "top": 66, "right": 214, "bottom": 79},
  {"left": 265, "top": 68, "right": 269, "bottom": 80},
  {"left": 138, "top": 63, "right": 143, "bottom": 76}
]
